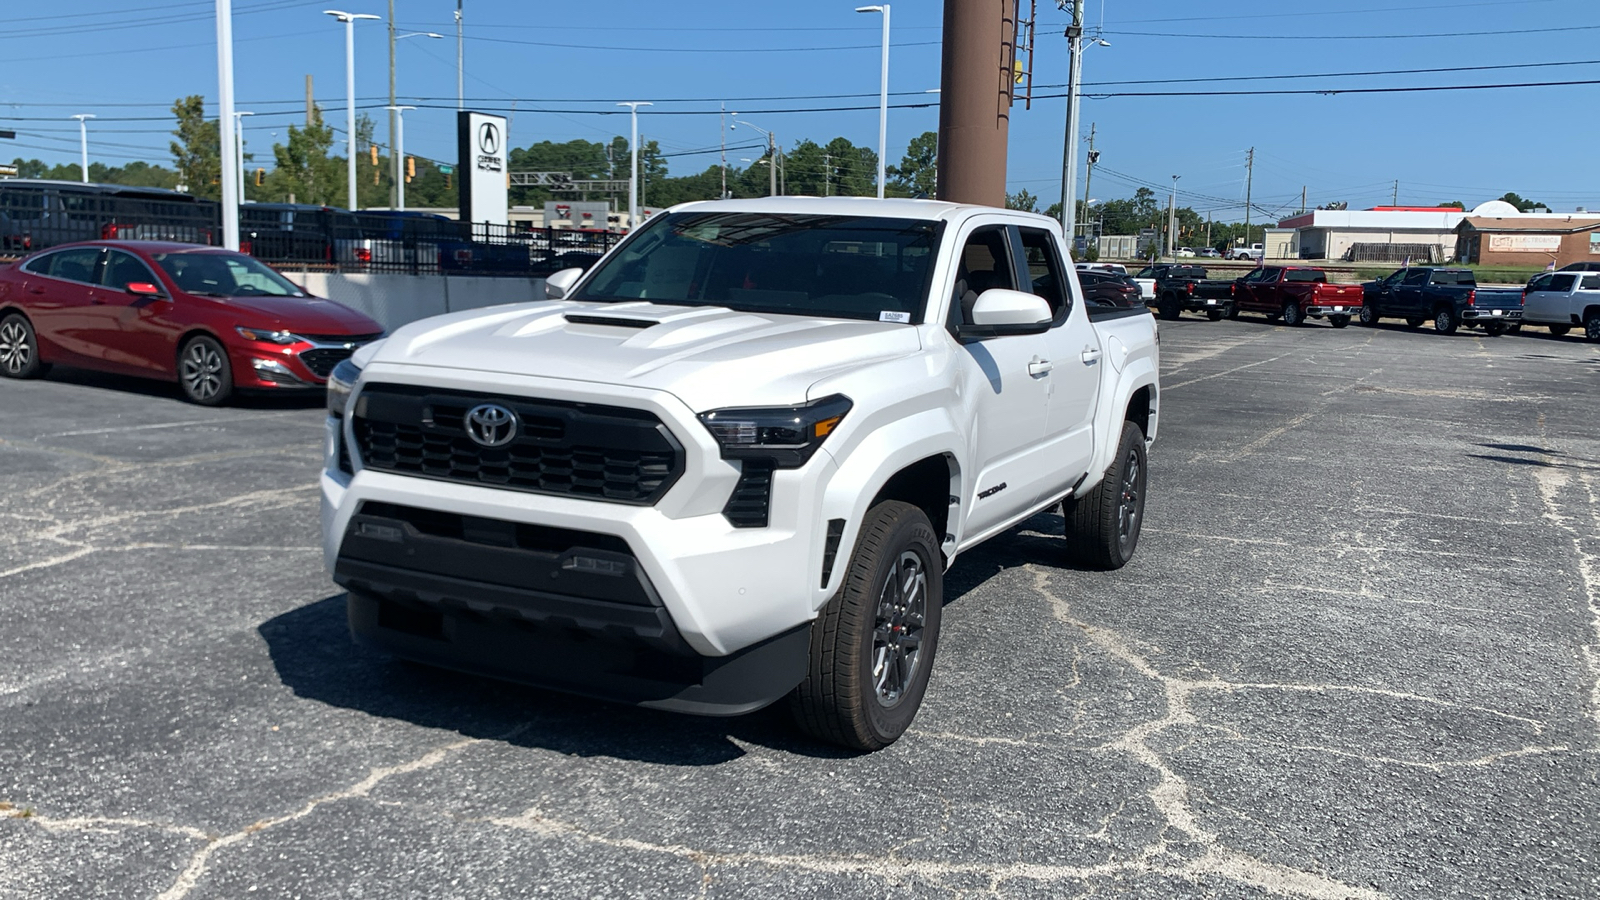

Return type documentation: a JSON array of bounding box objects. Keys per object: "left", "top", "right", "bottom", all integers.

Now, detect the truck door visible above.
[
  {"left": 946, "top": 222, "right": 1054, "bottom": 539},
  {"left": 1521, "top": 273, "right": 1554, "bottom": 322},
  {"left": 1394, "top": 268, "right": 1429, "bottom": 316},
  {"left": 1016, "top": 225, "right": 1099, "bottom": 496}
]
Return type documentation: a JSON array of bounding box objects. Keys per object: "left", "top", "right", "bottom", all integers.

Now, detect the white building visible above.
[{"left": 1274, "top": 207, "right": 1469, "bottom": 263}]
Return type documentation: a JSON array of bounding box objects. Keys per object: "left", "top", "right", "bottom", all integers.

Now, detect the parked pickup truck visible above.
[
  {"left": 1230, "top": 265, "right": 1363, "bottom": 327},
  {"left": 320, "top": 198, "right": 1161, "bottom": 751},
  {"left": 1520, "top": 269, "right": 1600, "bottom": 340},
  {"left": 1359, "top": 267, "right": 1523, "bottom": 335},
  {"left": 1226, "top": 243, "right": 1265, "bottom": 261},
  {"left": 1137, "top": 263, "right": 1235, "bottom": 321}
]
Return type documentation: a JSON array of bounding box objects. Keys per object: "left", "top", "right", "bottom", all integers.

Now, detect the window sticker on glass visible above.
[{"left": 879, "top": 311, "right": 911, "bottom": 323}]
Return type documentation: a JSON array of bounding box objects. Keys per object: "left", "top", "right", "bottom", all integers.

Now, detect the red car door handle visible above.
[{"left": 28, "top": 287, "right": 45, "bottom": 295}]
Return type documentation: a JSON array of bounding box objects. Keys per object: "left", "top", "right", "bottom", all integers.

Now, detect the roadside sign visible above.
[{"left": 0, "top": 164, "right": 16, "bottom": 178}]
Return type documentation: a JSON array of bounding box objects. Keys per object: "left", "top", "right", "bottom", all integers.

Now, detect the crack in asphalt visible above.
[{"left": 1533, "top": 466, "right": 1600, "bottom": 731}]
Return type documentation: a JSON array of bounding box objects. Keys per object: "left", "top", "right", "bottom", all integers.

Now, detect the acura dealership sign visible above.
[{"left": 457, "top": 111, "right": 509, "bottom": 226}]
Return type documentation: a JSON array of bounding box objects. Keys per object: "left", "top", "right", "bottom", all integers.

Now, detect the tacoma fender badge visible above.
[{"left": 978, "top": 482, "right": 1007, "bottom": 500}]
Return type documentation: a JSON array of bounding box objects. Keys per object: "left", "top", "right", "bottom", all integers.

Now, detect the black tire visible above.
[
  {"left": 789, "top": 501, "right": 942, "bottom": 752},
  {"left": 1158, "top": 296, "right": 1181, "bottom": 321},
  {"left": 0, "top": 313, "right": 49, "bottom": 379},
  {"left": 1225, "top": 303, "right": 1240, "bottom": 320},
  {"left": 1509, "top": 322, "right": 1523, "bottom": 334},
  {"left": 1433, "top": 307, "right": 1459, "bottom": 335},
  {"left": 1063, "top": 420, "right": 1148, "bottom": 570},
  {"left": 178, "top": 334, "right": 234, "bottom": 405},
  {"left": 1205, "top": 308, "right": 1224, "bottom": 322},
  {"left": 1359, "top": 304, "right": 1379, "bottom": 326},
  {"left": 1549, "top": 324, "right": 1571, "bottom": 336},
  {"left": 1585, "top": 311, "right": 1600, "bottom": 342},
  {"left": 1484, "top": 321, "right": 1509, "bottom": 337},
  {"left": 1282, "top": 301, "right": 1303, "bottom": 326},
  {"left": 1329, "top": 315, "right": 1351, "bottom": 329},
  {"left": 1405, "top": 317, "right": 1425, "bottom": 328}
]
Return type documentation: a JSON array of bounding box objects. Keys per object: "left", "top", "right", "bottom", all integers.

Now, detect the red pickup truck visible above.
[{"left": 1229, "top": 266, "right": 1364, "bottom": 328}]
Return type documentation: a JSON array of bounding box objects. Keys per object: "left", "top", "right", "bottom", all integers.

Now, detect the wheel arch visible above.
[{"left": 0, "top": 305, "right": 52, "bottom": 363}]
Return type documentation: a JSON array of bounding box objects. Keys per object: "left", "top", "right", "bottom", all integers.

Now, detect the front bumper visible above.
[{"left": 319, "top": 369, "right": 841, "bottom": 713}]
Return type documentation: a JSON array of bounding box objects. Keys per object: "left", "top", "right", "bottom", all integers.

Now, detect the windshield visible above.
[
  {"left": 569, "top": 212, "right": 943, "bottom": 323},
  {"left": 152, "top": 251, "right": 307, "bottom": 297}
]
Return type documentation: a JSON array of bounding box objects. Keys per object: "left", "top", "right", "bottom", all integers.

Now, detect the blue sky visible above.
[{"left": 3, "top": 0, "right": 1598, "bottom": 220}]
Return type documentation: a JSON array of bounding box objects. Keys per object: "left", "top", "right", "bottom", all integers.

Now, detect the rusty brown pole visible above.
[{"left": 936, "top": 0, "right": 1017, "bottom": 206}]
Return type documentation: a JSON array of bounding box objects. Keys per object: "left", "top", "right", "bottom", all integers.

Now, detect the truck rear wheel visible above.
[
  {"left": 1158, "top": 297, "right": 1181, "bottom": 320},
  {"left": 1549, "top": 324, "right": 1571, "bottom": 336},
  {"left": 1063, "top": 420, "right": 1147, "bottom": 571},
  {"left": 1329, "top": 315, "right": 1351, "bottom": 329},
  {"left": 1205, "top": 308, "right": 1224, "bottom": 322},
  {"left": 1484, "top": 321, "right": 1509, "bottom": 337},
  {"left": 789, "top": 500, "right": 942, "bottom": 751}
]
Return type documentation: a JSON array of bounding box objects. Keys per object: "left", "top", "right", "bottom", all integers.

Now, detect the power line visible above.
[{"left": 1096, "top": 23, "right": 1600, "bottom": 41}]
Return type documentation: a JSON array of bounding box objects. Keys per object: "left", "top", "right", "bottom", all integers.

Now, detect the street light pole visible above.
[
  {"left": 617, "top": 102, "right": 652, "bottom": 228},
  {"left": 70, "top": 114, "right": 95, "bottom": 184},
  {"left": 385, "top": 105, "right": 416, "bottom": 210},
  {"left": 214, "top": 0, "right": 238, "bottom": 248},
  {"left": 325, "top": 9, "right": 381, "bottom": 211},
  {"left": 856, "top": 4, "right": 889, "bottom": 199},
  {"left": 233, "top": 111, "right": 254, "bottom": 203},
  {"left": 732, "top": 118, "right": 777, "bottom": 197}
]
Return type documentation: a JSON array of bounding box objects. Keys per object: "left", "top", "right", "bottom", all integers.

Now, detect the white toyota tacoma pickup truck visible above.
[{"left": 321, "top": 198, "right": 1160, "bottom": 750}]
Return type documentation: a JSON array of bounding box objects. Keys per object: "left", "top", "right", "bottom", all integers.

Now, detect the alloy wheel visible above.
[
  {"left": 1117, "top": 446, "right": 1142, "bottom": 548},
  {"left": 181, "top": 341, "right": 224, "bottom": 401},
  {"left": 872, "top": 549, "right": 929, "bottom": 708},
  {"left": 0, "top": 320, "right": 30, "bottom": 375}
]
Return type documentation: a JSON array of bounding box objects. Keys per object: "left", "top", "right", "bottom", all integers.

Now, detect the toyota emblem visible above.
[
  {"left": 464, "top": 403, "right": 517, "bottom": 448},
  {"left": 478, "top": 122, "right": 500, "bottom": 155}
]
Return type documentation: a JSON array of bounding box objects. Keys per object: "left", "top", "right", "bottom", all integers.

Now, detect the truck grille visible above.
[{"left": 351, "top": 383, "right": 684, "bottom": 505}]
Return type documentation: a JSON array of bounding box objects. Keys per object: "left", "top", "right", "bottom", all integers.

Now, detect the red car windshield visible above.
[{"left": 151, "top": 251, "right": 306, "bottom": 298}]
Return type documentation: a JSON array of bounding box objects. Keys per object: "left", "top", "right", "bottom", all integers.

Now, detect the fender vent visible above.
[
  {"left": 820, "top": 519, "right": 846, "bottom": 588},
  {"left": 723, "top": 460, "right": 776, "bottom": 528}
]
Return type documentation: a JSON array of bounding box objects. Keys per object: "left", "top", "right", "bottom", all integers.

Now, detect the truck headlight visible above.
[
  {"left": 698, "top": 395, "right": 852, "bottom": 468},
  {"left": 327, "top": 358, "right": 361, "bottom": 417}
]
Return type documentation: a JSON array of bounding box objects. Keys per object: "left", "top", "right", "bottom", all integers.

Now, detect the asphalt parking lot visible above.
[{"left": 2, "top": 316, "right": 1598, "bottom": 899}]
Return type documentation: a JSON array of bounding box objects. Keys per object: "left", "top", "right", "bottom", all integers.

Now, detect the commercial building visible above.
[
  {"left": 1455, "top": 211, "right": 1600, "bottom": 268},
  {"left": 1273, "top": 207, "right": 1468, "bottom": 263}
]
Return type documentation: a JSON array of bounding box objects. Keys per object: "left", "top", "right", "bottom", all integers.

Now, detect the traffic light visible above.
[
  {"left": 444, "top": 172, "right": 451, "bottom": 189},
  {"left": 254, "top": 168, "right": 265, "bottom": 186},
  {"left": 406, "top": 156, "right": 415, "bottom": 182},
  {"left": 370, "top": 145, "right": 379, "bottom": 166}
]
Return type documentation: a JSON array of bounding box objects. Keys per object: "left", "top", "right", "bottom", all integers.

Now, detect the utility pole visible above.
[
  {"left": 1244, "top": 147, "right": 1255, "bottom": 248},
  {"left": 1080, "top": 121, "right": 1096, "bottom": 248},
  {"left": 215, "top": 0, "right": 239, "bottom": 249},
  {"left": 1301, "top": 185, "right": 1306, "bottom": 215},
  {"left": 1059, "top": 0, "right": 1084, "bottom": 239},
  {"left": 719, "top": 103, "right": 728, "bottom": 198},
  {"left": 768, "top": 134, "right": 776, "bottom": 196},
  {"left": 1392, "top": 179, "right": 1399, "bottom": 206},
  {"left": 824, "top": 152, "right": 832, "bottom": 196},
  {"left": 1206, "top": 211, "right": 1212, "bottom": 249},
  {"left": 618, "top": 101, "right": 651, "bottom": 227},
  {"left": 456, "top": 0, "right": 465, "bottom": 110},
  {"left": 1167, "top": 174, "right": 1180, "bottom": 258},
  {"left": 305, "top": 75, "right": 314, "bottom": 127}
]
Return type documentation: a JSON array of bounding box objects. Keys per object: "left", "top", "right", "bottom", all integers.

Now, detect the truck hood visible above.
[{"left": 368, "top": 301, "right": 925, "bottom": 411}]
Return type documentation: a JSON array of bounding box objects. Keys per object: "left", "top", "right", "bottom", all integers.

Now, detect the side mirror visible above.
[
  {"left": 126, "top": 281, "right": 164, "bottom": 298},
  {"left": 544, "top": 267, "right": 584, "bottom": 300},
  {"left": 958, "top": 289, "right": 1053, "bottom": 340}
]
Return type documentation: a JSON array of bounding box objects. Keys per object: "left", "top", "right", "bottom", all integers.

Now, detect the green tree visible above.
[
  {"left": 1006, "top": 189, "right": 1039, "bottom": 213},
  {"left": 887, "top": 130, "right": 936, "bottom": 197},
  {"left": 1438, "top": 200, "right": 1466, "bottom": 210},
  {"left": 170, "top": 95, "right": 221, "bottom": 199},
  {"left": 1499, "top": 192, "right": 1543, "bottom": 212},
  {"left": 262, "top": 106, "right": 342, "bottom": 206}
]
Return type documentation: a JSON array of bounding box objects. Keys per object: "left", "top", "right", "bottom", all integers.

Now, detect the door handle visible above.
[
  {"left": 1028, "top": 358, "right": 1054, "bottom": 377},
  {"left": 28, "top": 287, "right": 45, "bottom": 295},
  {"left": 1080, "top": 347, "right": 1102, "bottom": 366}
]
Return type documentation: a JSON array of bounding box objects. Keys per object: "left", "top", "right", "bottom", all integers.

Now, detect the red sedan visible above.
[{"left": 0, "top": 241, "right": 382, "bottom": 404}]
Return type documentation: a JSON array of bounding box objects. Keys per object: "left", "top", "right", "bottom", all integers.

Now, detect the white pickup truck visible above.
[{"left": 320, "top": 198, "right": 1160, "bottom": 750}]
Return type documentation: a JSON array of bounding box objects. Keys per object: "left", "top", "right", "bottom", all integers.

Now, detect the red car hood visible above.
[{"left": 218, "top": 295, "right": 382, "bottom": 335}]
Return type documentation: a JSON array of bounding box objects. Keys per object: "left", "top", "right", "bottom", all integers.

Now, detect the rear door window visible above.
[
  {"left": 44, "top": 247, "right": 103, "bottom": 283},
  {"left": 1015, "top": 226, "right": 1071, "bottom": 320},
  {"left": 1581, "top": 275, "right": 1600, "bottom": 291}
]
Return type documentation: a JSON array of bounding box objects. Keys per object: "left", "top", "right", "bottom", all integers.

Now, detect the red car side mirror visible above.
[{"left": 126, "top": 282, "right": 165, "bottom": 298}]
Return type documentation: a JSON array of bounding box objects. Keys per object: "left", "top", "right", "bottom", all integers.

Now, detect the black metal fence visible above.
[{"left": 0, "top": 181, "right": 624, "bottom": 277}]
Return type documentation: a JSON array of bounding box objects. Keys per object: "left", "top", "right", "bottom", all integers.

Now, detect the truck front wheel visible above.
[
  {"left": 790, "top": 501, "right": 943, "bottom": 751},
  {"left": 1281, "top": 301, "right": 1303, "bottom": 326},
  {"left": 1063, "top": 420, "right": 1148, "bottom": 571}
]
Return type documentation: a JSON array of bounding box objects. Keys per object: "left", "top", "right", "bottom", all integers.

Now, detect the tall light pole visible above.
[
  {"left": 215, "top": 0, "right": 239, "bottom": 249},
  {"left": 733, "top": 117, "right": 777, "bottom": 197},
  {"left": 69, "top": 114, "right": 95, "bottom": 183},
  {"left": 455, "top": 0, "right": 465, "bottom": 110},
  {"left": 1168, "top": 174, "right": 1181, "bottom": 258},
  {"left": 390, "top": 31, "right": 442, "bottom": 206},
  {"left": 1060, "top": 10, "right": 1110, "bottom": 249},
  {"left": 617, "top": 101, "right": 652, "bottom": 228},
  {"left": 855, "top": 4, "right": 889, "bottom": 199},
  {"left": 233, "top": 110, "right": 254, "bottom": 203},
  {"left": 325, "top": 9, "right": 381, "bottom": 211},
  {"left": 385, "top": 105, "right": 416, "bottom": 210}
]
